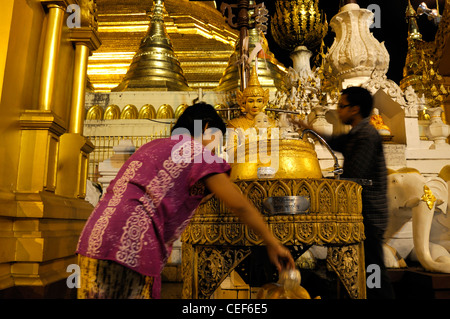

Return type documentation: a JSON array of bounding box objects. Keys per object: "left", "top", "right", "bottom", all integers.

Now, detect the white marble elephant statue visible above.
[{"left": 384, "top": 167, "right": 450, "bottom": 273}]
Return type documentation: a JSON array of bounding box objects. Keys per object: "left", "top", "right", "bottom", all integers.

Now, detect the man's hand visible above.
[{"left": 289, "top": 114, "right": 312, "bottom": 131}]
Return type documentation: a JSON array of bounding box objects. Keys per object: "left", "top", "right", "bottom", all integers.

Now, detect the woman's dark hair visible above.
[
  {"left": 341, "top": 86, "right": 374, "bottom": 118},
  {"left": 171, "top": 102, "right": 226, "bottom": 137}
]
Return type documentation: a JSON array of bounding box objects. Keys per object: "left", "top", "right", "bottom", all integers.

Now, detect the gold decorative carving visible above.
[
  {"left": 103, "top": 104, "right": 120, "bottom": 119},
  {"left": 421, "top": 185, "right": 437, "bottom": 210},
  {"left": 175, "top": 104, "right": 188, "bottom": 119},
  {"left": 401, "top": 1, "right": 449, "bottom": 109},
  {"left": 181, "top": 242, "right": 193, "bottom": 299},
  {"left": 80, "top": 0, "right": 99, "bottom": 30},
  {"left": 120, "top": 104, "right": 138, "bottom": 119},
  {"left": 318, "top": 181, "right": 333, "bottom": 214},
  {"left": 327, "top": 244, "right": 366, "bottom": 299},
  {"left": 181, "top": 177, "right": 366, "bottom": 299},
  {"left": 183, "top": 245, "right": 251, "bottom": 299},
  {"left": 156, "top": 104, "right": 174, "bottom": 119},
  {"left": 204, "top": 223, "right": 221, "bottom": 244},
  {"left": 138, "top": 104, "right": 156, "bottom": 119},
  {"left": 182, "top": 178, "right": 364, "bottom": 247},
  {"left": 86, "top": 105, "right": 103, "bottom": 120},
  {"left": 295, "top": 222, "right": 315, "bottom": 244},
  {"left": 271, "top": 0, "right": 328, "bottom": 52}
]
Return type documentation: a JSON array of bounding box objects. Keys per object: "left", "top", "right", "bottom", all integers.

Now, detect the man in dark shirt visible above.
[{"left": 292, "top": 86, "right": 395, "bottom": 299}]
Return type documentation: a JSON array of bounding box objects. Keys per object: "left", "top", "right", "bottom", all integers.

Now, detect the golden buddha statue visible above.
[
  {"left": 370, "top": 108, "right": 393, "bottom": 141},
  {"left": 224, "top": 66, "right": 323, "bottom": 181},
  {"left": 227, "top": 66, "right": 276, "bottom": 130}
]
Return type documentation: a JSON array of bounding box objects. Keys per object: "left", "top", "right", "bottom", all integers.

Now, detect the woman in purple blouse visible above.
[{"left": 76, "top": 102, "right": 294, "bottom": 299}]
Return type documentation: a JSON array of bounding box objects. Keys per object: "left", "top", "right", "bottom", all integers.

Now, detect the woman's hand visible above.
[
  {"left": 204, "top": 173, "right": 296, "bottom": 272},
  {"left": 266, "top": 241, "right": 295, "bottom": 272}
]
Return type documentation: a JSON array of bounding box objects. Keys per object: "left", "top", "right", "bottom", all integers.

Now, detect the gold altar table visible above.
[{"left": 181, "top": 178, "right": 366, "bottom": 299}]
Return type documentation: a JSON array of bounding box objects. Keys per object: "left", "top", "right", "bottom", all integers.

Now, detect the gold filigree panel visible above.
[
  {"left": 190, "top": 246, "right": 251, "bottom": 299},
  {"left": 195, "top": 178, "right": 362, "bottom": 215},
  {"left": 327, "top": 244, "right": 366, "bottom": 299},
  {"left": 182, "top": 178, "right": 364, "bottom": 247}
]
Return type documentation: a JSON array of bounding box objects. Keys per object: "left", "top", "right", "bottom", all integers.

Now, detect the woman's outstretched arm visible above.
[{"left": 204, "top": 173, "right": 295, "bottom": 271}]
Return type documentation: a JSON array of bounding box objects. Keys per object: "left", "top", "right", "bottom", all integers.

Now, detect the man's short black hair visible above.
[
  {"left": 171, "top": 102, "right": 226, "bottom": 137},
  {"left": 341, "top": 86, "right": 374, "bottom": 118}
]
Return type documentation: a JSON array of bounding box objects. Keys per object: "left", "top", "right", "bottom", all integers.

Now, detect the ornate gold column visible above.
[
  {"left": 17, "top": 0, "right": 68, "bottom": 195},
  {"left": 16, "top": 111, "right": 65, "bottom": 194},
  {"left": 38, "top": 2, "right": 66, "bottom": 112},
  {"left": 68, "top": 0, "right": 100, "bottom": 134},
  {"left": 8, "top": 0, "right": 96, "bottom": 294},
  {"left": 70, "top": 43, "right": 90, "bottom": 134},
  {"left": 56, "top": 13, "right": 101, "bottom": 198}
]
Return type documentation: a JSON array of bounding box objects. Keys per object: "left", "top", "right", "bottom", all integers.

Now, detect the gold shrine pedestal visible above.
[{"left": 181, "top": 178, "right": 367, "bottom": 299}]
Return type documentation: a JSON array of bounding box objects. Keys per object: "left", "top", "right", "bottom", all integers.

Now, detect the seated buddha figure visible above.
[
  {"left": 224, "top": 66, "right": 324, "bottom": 181},
  {"left": 370, "top": 107, "right": 392, "bottom": 138},
  {"left": 227, "top": 66, "right": 276, "bottom": 130}
]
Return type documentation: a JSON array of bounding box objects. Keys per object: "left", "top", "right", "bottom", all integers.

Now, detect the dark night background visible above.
[{"left": 213, "top": 0, "right": 446, "bottom": 85}]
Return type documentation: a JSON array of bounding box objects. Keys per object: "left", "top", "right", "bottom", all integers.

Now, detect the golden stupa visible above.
[
  {"left": 112, "top": 0, "right": 190, "bottom": 91},
  {"left": 225, "top": 68, "right": 322, "bottom": 181}
]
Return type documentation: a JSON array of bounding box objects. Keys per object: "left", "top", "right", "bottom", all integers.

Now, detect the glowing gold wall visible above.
[
  {"left": 0, "top": 0, "right": 96, "bottom": 294},
  {"left": 0, "top": 1, "right": 42, "bottom": 198}
]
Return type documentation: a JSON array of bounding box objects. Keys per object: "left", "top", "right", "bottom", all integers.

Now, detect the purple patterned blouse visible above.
[{"left": 76, "top": 135, "right": 230, "bottom": 297}]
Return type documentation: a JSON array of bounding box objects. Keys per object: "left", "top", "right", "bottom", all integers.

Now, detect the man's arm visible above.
[{"left": 289, "top": 115, "right": 332, "bottom": 140}]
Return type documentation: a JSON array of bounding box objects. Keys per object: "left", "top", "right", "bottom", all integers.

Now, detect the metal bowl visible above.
[{"left": 263, "top": 196, "right": 310, "bottom": 215}]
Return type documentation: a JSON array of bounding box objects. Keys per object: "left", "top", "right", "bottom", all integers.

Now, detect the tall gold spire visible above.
[
  {"left": 401, "top": 0, "right": 448, "bottom": 111},
  {"left": 401, "top": 0, "right": 424, "bottom": 85},
  {"left": 112, "top": 0, "right": 190, "bottom": 91},
  {"left": 406, "top": 0, "right": 422, "bottom": 41}
]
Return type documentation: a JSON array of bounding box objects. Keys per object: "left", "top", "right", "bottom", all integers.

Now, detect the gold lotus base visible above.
[
  {"left": 181, "top": 178, "right": 366, "bottom": 299},
  {"left": 228, "top": 139, "right": 323, "bottom": 181}
]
